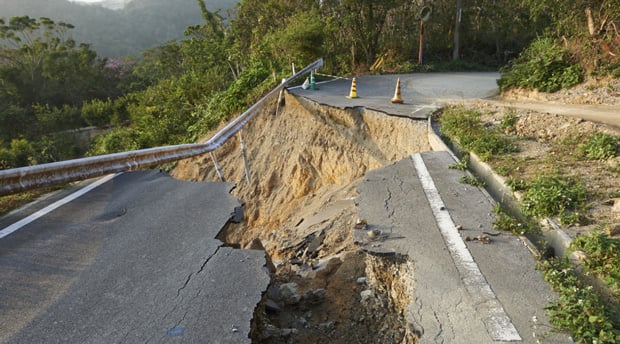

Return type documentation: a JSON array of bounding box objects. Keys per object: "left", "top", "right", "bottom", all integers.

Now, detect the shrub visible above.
[
  {"left": 498, "top": 37, "right": 583, "bottom": 93},
  {"left": 538, "top": 257, "right": 620, "bottom": 343},
  {"left": 521, "top": 174, "right": 588, "bottom": 225},
  {"left": 82, "top": 98, "right": 115, "bottom": 127},
  {"left": 578, "top": 132, "right": 618, "bottom": 160},
  {"left": 571, "top": 230, "right": 620, "bottom": 300}
]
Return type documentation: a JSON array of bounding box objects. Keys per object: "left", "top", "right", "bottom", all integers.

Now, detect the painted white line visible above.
[
  {"left": 411, "top": 153, "right": 521, "bottom": 342},
  {"left": 0, "top": 173, "right": 121, "bottom": 239},
  {"left": 411, "top": 105, "right": 439, "bottom": 116}
]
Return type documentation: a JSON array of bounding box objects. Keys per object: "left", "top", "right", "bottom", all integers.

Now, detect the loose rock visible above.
[
  {"left": 360, "top": 289, "right": 373, "bottom": 302},
  {"left": 280, "top": 283, "right": 301, "bottom": 305}
]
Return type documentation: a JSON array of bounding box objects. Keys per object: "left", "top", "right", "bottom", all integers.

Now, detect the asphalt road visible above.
[
  {"left": 0, "top": 170, "right": 269, "bottom": 343},
  {"left": 0, "top": 72, "right": 581, "bottom": 344},
  {"left": 354, "top": 152, "right": 572, "bottom": 343},
  {"left": 290, "top": 72, "right": 500, "bottom": 119},
  {"left": 293, "top": 73, "right": 574, "bottom": 343}
]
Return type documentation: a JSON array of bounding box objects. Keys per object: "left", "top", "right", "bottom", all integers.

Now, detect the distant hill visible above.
[{"left": 1, "top": 0, "right": 237, "bottom": 57}]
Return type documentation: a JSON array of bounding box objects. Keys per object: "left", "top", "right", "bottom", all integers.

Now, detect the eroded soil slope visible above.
[
  {"left": 174, "top": 93, "right": 429, "bottom": 251},
  {"left": 173, "top": 93, "right": 429, "bottom": 343}
]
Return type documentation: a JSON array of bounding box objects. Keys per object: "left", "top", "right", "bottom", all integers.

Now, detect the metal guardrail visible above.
[{"left": 0, "top": 58, "right": 324, "bottom": 196}]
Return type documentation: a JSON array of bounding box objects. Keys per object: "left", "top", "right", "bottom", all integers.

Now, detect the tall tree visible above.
[{"left": 453, "top": 0, "right": 462, "bottom": 60}]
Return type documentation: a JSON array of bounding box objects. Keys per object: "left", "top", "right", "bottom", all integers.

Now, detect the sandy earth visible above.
[
  {"left": 174, "top": 94, "right": 427, "bottom": 343},
  {"left": 172, "top": 79, "right": 619, "bottom": 343}
]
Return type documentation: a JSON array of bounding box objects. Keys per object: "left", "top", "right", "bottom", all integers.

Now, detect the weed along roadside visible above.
[{"left": 433, "top": 104, "right": 620, "bottom": 343}]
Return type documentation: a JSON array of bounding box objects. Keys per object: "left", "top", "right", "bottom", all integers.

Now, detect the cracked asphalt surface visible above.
[
  {"left": 0, "top": 170, "right": 269, "bottom": 343},
  {"left": 355, "top": 152, "right": 573, "bottom": 343}
]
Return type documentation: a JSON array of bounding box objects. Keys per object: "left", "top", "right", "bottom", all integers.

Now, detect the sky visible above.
[{"left": 68, "top": 0, "right": 129, "bottom": 10}]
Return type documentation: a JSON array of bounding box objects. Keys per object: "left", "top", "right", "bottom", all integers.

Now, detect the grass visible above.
[
  {"left": 499, "top": 109, "right": 518, "bottom": 132},
  {"left": 437, "top": 104, "right": 620, "bottom": 342},
  {"left": 538, "top": 257, "right": 620, "bottom": 343},
  {"left": 0, "top": 190, "right": 50, "bottom": 217},
  {"left": 521, "top": 174, "right": 588, "bottom": 226},
  {"left": 571, "top": 229, "right": 620, "bottom": 301},
  {"left": 578, "top": 132, "right": 618, "bottom": 160},
  {"left": 492, "top": 204, "right": 539, "bottom": 236},
  {"left": 439, "top": 106, "right": 518, "bottom": 161},
  {"left": 459, "top": 175, "right": 485, "bottom": 187},
  {"left": 448, "top": 155, "right": 469, "bottom": 171}
]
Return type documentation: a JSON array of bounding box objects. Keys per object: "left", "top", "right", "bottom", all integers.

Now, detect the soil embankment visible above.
[{"left": 173, "top": 92, "right": 430, "bottom": 343}]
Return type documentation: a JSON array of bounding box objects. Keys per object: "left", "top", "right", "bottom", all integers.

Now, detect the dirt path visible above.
[{"left": 444, "top": 98, "right": 620, "bottom": 128}]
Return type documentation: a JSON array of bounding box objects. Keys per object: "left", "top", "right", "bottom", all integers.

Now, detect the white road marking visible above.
[
  {"left": 410, "top": 104, "right": 439, "bottom": 116},
  {"left": 411, "top": 153, "right": 522, "bottom": 342},
  {"left": 0, "top": 173, "right": 121, "bottom": 239}
]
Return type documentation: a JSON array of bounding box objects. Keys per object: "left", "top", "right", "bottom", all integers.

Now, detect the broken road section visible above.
[{"left": 355, "top": 151, "right": 573, "bottom": 344}]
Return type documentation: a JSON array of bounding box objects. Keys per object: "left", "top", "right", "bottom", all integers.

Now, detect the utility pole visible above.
[{"left": 418, "top": 6, "right": 432, "bottom": 65}]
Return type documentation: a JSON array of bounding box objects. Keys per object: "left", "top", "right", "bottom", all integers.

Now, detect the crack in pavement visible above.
[
  {"left": 176, "top": 245, "right": 222, "bottom": 297},
  {"left": 432, "top": 310, "right": 444, "bottom": 343}
]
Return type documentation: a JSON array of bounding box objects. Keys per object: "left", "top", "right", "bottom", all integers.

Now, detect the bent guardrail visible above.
[{"left": 0, "top": 58, "right": 324, "bottom": 196}]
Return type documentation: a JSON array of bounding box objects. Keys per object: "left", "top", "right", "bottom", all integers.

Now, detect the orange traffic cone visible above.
[
  {"left": 346, "top": 78, "right": 359, "bottom": 99},
  {"left": 391, "top": 78, "right": 404, "bottom": 104}
]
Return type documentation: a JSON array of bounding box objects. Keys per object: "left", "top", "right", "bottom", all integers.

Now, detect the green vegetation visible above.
[
  {"left": 0, "top": 16, "right": 121, "bottom": 168},
  {"left": 505, "top": 177, "right": 527, "bottom": 192},
  {"left": 439, "top": 104, "right": 619, "bottom": 342},
  {"left": 492, "top": 204, "right": 538, "bottom": 236},
  {"left": 498, "top": 37, "right": 583, "bottom": 93},
  {"left": 1, "top": 0, "right": 617, "bottom": 168},
  {"left": 448, "top": 155, "right": 469, "bottom": 171},
  {"left": 572, "top": 230, "right": 620, "bottom": 300},
  {"left": 439, "top": 107, "right": 519, "bottom": 161},
  {"left": 2, "top": 0, "right": 236, "bottom": 58},
  {"left": 499, "top": 110, "right": 518, "bottom": 132},
  {"left": 521, "top": 174, "right": 588, "bottom": 226},
  {"left": 538, "top": 257, "right": 620, "bottom": 343},
  {"left": 579, "top": 133, "right": 619, "bottom": 160},
  {"left": 459, "top": 175, "right": 485, "bottom": 187},
  {"left": 498, "top": 0, "right": 620, "bottom": 91}
]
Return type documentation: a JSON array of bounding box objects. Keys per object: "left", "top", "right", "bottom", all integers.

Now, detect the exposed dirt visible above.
[
  {"left": 447, "top": 78, "right": 620, "bottom": 238},
  {"left": 479, "top": 105, "right": 620, "bottom": 233},
  {"left": 502, "top": 76, "right": 620, "bottom": 105},
  {"left": 174, "top": 93, "right": 427, "bottom": 343},
  {"left": 172, "top": 79, "right": 619, "bottom": 342}
]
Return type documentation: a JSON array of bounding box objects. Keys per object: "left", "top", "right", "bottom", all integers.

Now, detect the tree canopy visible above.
[{"left": 1, "top": 0, "right": 618, "bottom": 169}]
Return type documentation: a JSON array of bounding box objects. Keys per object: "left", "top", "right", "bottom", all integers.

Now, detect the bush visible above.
[
  {"left": 521, "top": 174, "right": 588, "bottom": 225},
  {"left": 498, "top": 37, "right": 583, "bottom": 93},
  {"left": 579, "top": 132, "right": 618, "bottom": 160},
  {"left": 89, "top": 128, "right": 141, "bottom": 155},
  {"left": 82, "top": 98, "right": 115, "bottom": 127},
  {"left": 571, "top": 230, "right": 620, "bottom": 300},
  {"left": 538, "top": 257, "right": 620, "bottom": 343}
]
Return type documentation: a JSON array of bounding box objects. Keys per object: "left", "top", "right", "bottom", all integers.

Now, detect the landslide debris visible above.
[{"left": 173, "top": 92, "right": 429, "bottom": 343}]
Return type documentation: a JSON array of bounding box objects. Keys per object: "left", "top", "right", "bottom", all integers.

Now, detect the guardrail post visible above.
[
  {"left": 210, "top": 152, "right": 225, "bottom": 182},
  {"left": 239, "top": 130, "right": 251, "bottom": 184},
  {"left": 275, "top": 78, "right": 286, "bottom": 116}
]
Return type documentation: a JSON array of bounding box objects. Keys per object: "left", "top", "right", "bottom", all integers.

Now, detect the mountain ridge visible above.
[{"left": 1, "top": 0, "right": 237, "bottom": 57}]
